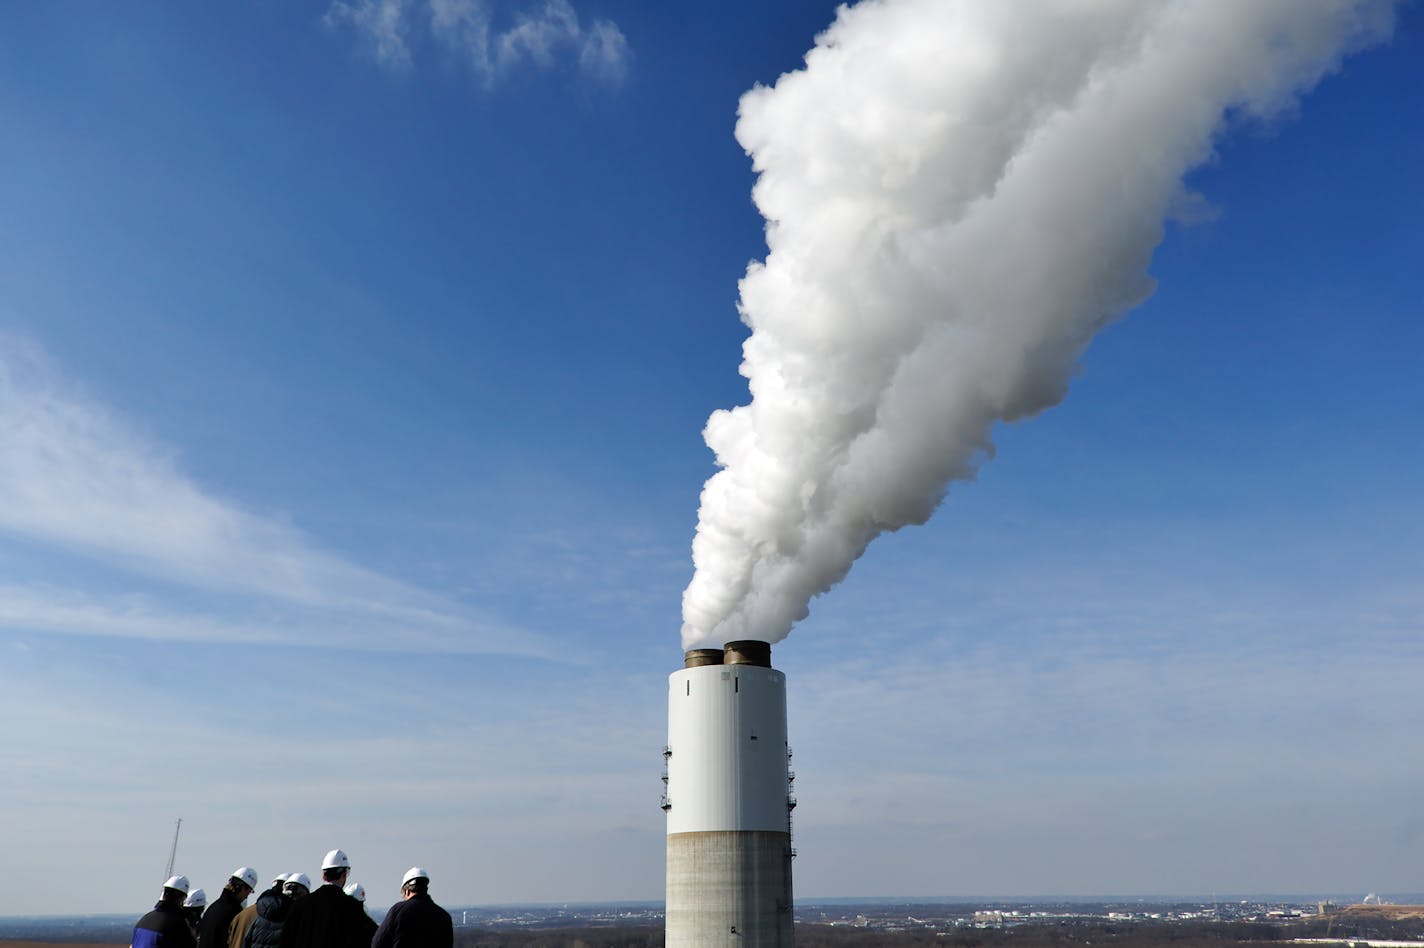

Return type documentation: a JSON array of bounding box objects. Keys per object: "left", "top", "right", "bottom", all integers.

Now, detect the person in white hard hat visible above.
[
  {"left": 370, "top": 867, "right": 452, "bottom": 948},
  {"left": 132, "top": 875, "right": 197, "bottom": 948},
  {"left": 198, "top": 867, "right": 258, "bottom": 948},
  {"left": 243, "top": 874, "right": 301, "bottom": 948},
  {"left": 278, "top": 850, "right": 370, "bottom": 948},
  {"left": 228, "top": 875, "right": 285, "bottom": 948},
  {"left": 340, "top": 883, "right": 376, "bottom": 943},
  {"left": 183, "top": 890, "right": 208, "bottom": 938}
]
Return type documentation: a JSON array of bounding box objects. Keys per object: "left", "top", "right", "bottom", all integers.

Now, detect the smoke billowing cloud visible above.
[{"left": 681, "top": 0, "right": 1396, "bottom": 650}]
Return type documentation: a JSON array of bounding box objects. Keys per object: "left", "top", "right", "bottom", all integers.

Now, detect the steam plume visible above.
[{"left": 682, "top": 0, "right": 1396, "bottom": 649}]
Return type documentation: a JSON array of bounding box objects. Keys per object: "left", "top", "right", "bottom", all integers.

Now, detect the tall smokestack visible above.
[{"left": 665, "top": 640, "right": 794, "bottom": 946}]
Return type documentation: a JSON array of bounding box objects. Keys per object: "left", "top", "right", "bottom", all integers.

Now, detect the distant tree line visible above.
[{"left": 1294, "top": 915, "right": 1424, "bottom": 943}]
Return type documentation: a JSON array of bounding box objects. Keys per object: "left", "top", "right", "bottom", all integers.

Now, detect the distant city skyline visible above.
[{"left": 6, "top": 892, "right": 1424, "bottom": 919}]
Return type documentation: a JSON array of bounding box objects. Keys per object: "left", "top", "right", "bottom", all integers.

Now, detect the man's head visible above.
[
  {"left": 183, "top": 888, "right": 207, "bottom": 920},
  {"left": 226, "top": 867, "right": 258, "bottom": 902},
  {"left": 321, "top": 849, "right": 351, "bottom": 887},
  {"left": 399, "top": 867, "right": 429, "bottom": 901},
  {"left": 283, "top": 873, "right": 311, "bottom": 900},
  {"left": 161, "top": 875, "right": 190, "bottom": 907}
]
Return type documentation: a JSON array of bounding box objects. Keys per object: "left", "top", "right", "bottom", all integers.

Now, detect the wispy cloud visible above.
[
  {"left": 327, "top": 0, "right": 631, "bottom": 88},
  {"left": 0, "top": 339, "right": 555, "bottom": 655},
  {"left": 575, "top": 17, "right": 630, "bottom": 86},
  {"left": 324, "top": 0, "right": 413, "bottom": 69},
  {"left": 0, "top": 582, "right": 559, "bottom": 655}
]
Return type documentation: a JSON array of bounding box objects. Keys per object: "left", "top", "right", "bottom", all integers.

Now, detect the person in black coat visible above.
[
  {"left": 244, "top": 875, "right": 302, "bottom": 948},
  {"left": 341, "top": 884, "right": 378, "bottom": 945},
  {"left": 133, "top": 876, "right": 197, "bottom": 948},
  {"left": 183, "top": 890, "right": 208, "bottom": 940},
  {"left": 371, "top": 868, "right": 452, "bottom": 948},
  {"left": 198, "top": 869, "right": 257, "bottom": 948},
  {"left": 280, "top": 849, "right": 370, "bottom": 948}
]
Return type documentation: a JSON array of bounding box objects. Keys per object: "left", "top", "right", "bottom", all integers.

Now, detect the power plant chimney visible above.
[{"left": 664, "top": 640, "right": 795, "bottom": 946}]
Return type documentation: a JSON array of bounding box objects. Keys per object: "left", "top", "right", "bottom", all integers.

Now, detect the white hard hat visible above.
[
  {"left": 232, "top": 867, "right": 259, "bottom": 890},
  {"left": 184, "top": 888, "right": 207, "bottom": 910},
  {"left": 343, "top": 882, "right": 366, "bottom": 903},
  {"left": 401, "top": 867, "right": 429, "bottom": 887},
  {"left": 270, "top": 874, "right": 287, "bottom": 886},
  {"left": 284, "top": 872, "right": 312, "bottom": 892},
  {"left": 321, "top": 849, "right": 350, "bottom": 870},
  {"left": 164, "top": 875, "right": 191, "bottom": 895}
]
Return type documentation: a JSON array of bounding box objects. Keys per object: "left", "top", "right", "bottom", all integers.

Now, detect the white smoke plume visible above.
[{"left": 682, "top": 0, "right": 1396, "bottom": 650}]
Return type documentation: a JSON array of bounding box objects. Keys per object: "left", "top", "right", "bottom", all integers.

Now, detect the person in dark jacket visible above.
[
  {"left": 279, "top": 849, "right": 370, "bottom": 948},
  {"left": 243, "top": 874, "right": 303, "bottom": 948},
  {"left": 184, "top": 890, "right": 208, "bottom": 939},
  {"left": 341, "top": 884, "right": 377, "bottom": 945},
  {"left": 198, "top": 868, "right": 257, "bottom": 948},
  {"left": 132, "top": 875, "right": 197, "bottom": 948},
  {"left": 371, "top": 867, "right": 452, "bottom": 948}
]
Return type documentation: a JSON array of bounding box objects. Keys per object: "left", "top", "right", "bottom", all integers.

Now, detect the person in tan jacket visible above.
[{"left": 229, "top": 875, "right": 286, "bottom": 948}]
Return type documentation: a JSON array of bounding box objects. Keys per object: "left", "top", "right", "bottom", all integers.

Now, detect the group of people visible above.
[{"left": 132, "top": 849, "right": 453, "bottom": 948}]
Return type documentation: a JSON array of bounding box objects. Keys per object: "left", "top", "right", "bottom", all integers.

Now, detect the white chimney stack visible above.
[{"left": 664, "top": 640, "right": 795, "bottom": 946}]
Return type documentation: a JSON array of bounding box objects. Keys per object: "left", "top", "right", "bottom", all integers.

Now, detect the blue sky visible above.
[{"left": 0, "top": 0, "right": 1420, "bottom": 916}]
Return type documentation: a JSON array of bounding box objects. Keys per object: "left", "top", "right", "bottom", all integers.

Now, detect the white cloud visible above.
[
  {"left": 327, "top": 0, "right": 631, "bottom": 87},
  {"left": 0, "top": 339, "right": 554, "bottom": 655}
]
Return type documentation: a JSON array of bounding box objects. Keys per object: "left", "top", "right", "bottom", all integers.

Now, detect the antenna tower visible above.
[{"left": 164, "top": 818, "right": 183, "bottom": 879}]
